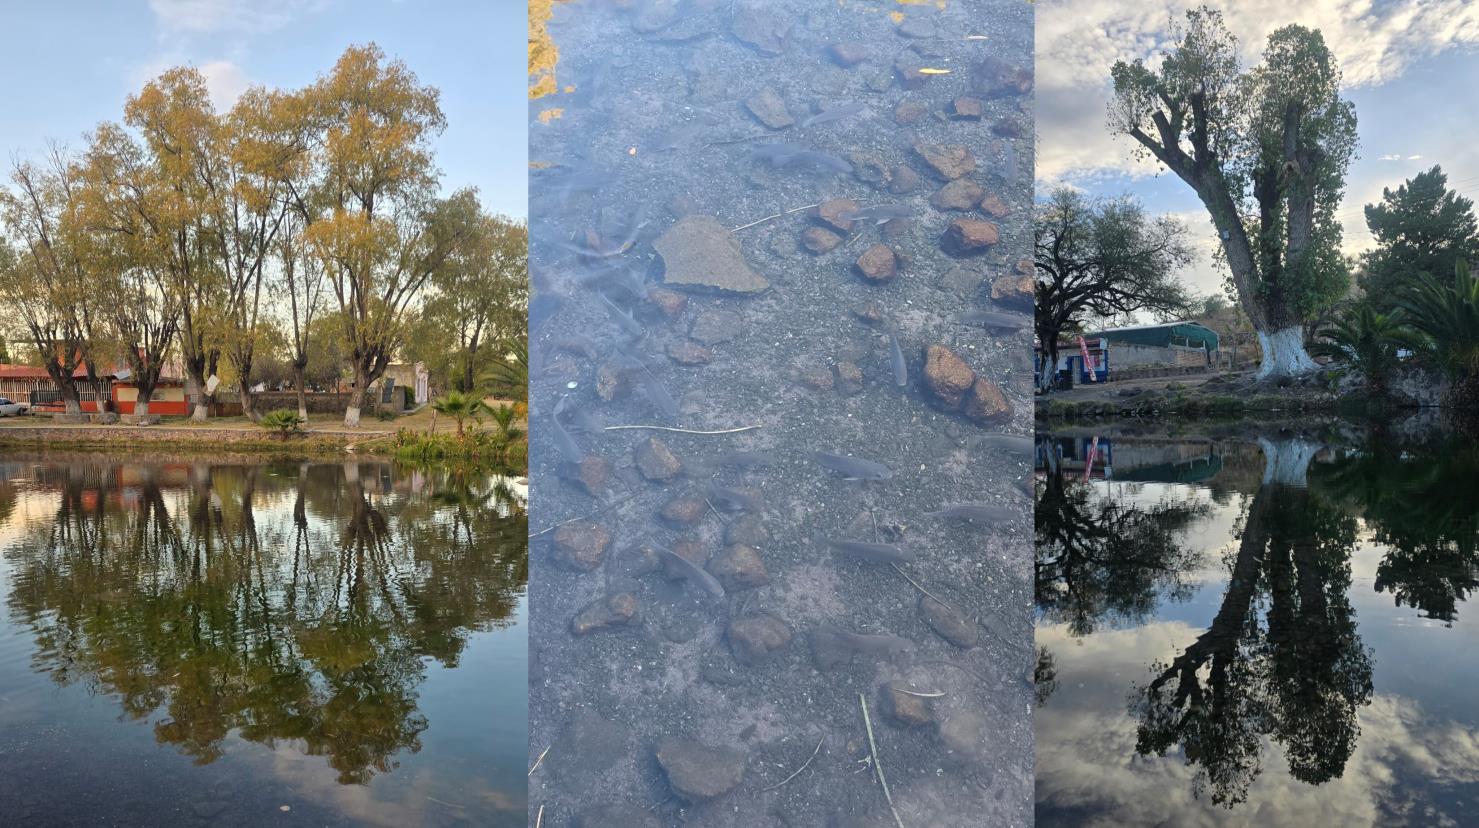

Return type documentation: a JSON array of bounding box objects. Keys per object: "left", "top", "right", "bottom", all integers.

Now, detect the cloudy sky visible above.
[
  {"left": 1037, "top": 0, "right": 1479, "bottom": 303},
  {"left": 0, "top": 0, "right": 527, "bottom": 218}
]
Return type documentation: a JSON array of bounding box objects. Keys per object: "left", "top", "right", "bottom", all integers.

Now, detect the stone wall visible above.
[{"left": 253, "top": 392, "right": 354, "bottom": 414}]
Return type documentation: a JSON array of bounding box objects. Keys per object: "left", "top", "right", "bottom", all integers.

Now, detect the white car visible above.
[{"left": 0, "top": 398, "right": 31, "bottom": 417}]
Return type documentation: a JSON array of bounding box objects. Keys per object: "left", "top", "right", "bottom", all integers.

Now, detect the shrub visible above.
[{"left": 259, "top": 409, "right": 306, "bottom": 439}]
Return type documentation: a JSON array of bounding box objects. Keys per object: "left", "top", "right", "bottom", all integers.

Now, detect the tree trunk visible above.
[
  {"left": 60, "top": 382, "right": 81, "bottom": 416},
  {"left": 293, "top": 363, "right": 309, "bottom": 422},
  {"left": 344, "top": 383, "right": 366, "bottom": 428},
  {"left": 1255, "top": 326, "right": 1320, "bottom": 382},
  {"left": 185, "top": 364, "right": 211, "bottom": 421},
  {"left": 134, "top": 387, "right": 153, "bottom": 416}
]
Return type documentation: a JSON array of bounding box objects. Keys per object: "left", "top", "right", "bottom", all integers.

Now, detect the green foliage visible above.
[
  {"left": 487, "top": 404, "right": 523, "bottom": 440},
  {"left": 479, "top": 337, "right": 529, "bottom": 402},
  {"left": 1361, "top": 166, "right": 1479, "bottom": 313},
  {"left": 1398, "top": 260, "right": 1479, "bottom": 404},
  {"left": 1309, "top": 302, "right": 1407, "bottom": 393},
  {"left": 391, "top": 427, "right": 525, "bottom": 471},
  {"left": 258, "top": 409, "right": 306, "bottom": 438},
  {"left": 430, "top": 390, "right": 490, "bottom": 438}
]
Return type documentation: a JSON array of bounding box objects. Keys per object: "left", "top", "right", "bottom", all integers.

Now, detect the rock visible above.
[
  {"left": 802, "top": 227, "right": 844, "bottom": 254},
  {"left": 596, "top": 359, "right": 627, "bottom": 401},
  {"left": 992, "top": 118, "right": 1027, "bottom": 138},
  {"left": 655, "top": 737, "right": 747, "bottom": 801},
  {"left": 881, "top": 682, "right": 935, "bottom": 727},
  {"left": 930, "top": 179, "right": 984, "bottom": 211},
  {"left": 948, "top": 96, "right": 983, "bottom": 120},
  {"left": 708, "top": 544, "right": 770, "bottom": 590},
  {"left": 689, "top": 309, "right": 744, "bottom": 344},
  {"left": 744, "top": 87, "right": 793, "bottom": 129},
  {"left": 938, "top": 711, "right": 988, "bottom": 766},
  {"left": 887, "top": 165, "right": 921, "bottom": 194},
  {"left": 979, "top": 192, "right": 1011, "bottom": 218},
  {"left": 848, "top": 151, "right": 891, "bottom": 189},
  {"left": 815, "top": 198, "right": 861, "bottom": 233},
  {"left": 728, "top": 613, "right": 793, "bottom": 665},
  {"left": 853, "top": 302, "right": 886, "bottom": 326},
  {"left": 660, "top": 539, "right": 708, "bottom": 580},
  {"left": 797, "top": 366, "right": 834, "bottom": 391},
  {"left": 660, "top": 496, "right": 707, "bottom": 526},
  {"left": 635, "top": 437, "right": 684, "bottom": 481},
  {"left": 924, "top": 345, "right": 977, "bottom": 409},
  {"left": 991, "top": 271, "right": 1034, "bottom": 312},
  {"left": 881, "top": 217, "right": 911, "bottom": 242},
  {"left": 726, "top": 513, "right": 771, "bottom": 547},
  {"left": 940, "top": 266, "right": 983, "bottom": 296},
  {"left": 964, "top": 377, "right": 1011, "bottom": 423},
  {"left": 835, "top": 361, "right": 864, "bottom": 396},
  {"left": 555, "top": 711, "right": 631, "bottom": 785},
  {"left": 93, "top": 412, "right": 121, "bottom": 425},
  {"left": 552, "top": 521, "right": 611, "bottom": 571},
  {"left": 896, "top": 15, "right": 937, "bottom": 38},
  {"left": 828, "top": 42, "right": 870, "bottom": 67},
  {"left": 894, "top": 59, "right": 932, "bottom": 90},
  {"left": 856, "top": 244, "right": 898, "bottom": 282},
  {"left": 894, "top": 100, "right": 928, "bottom": 125},
  {"left": 654, "top": 216, "right": 770, "bottom": 294},
  {"left": 919, "top": 596, "right": 980, "bottom": 648},
  {"left": 944, "top": 218, "right": 999, "bottom": 254},
  {"left": 647, "top": 287, "right": 689, "bottom": 318},
  {"left": 667, "top": 341, "right": 713, "bottom": 365},
  {"left": 914, "top": 142, "right": 976, "bottom": 180},
  {"left": 572, "top": 455, "right": 611, "bottom": 496},
  {"left": 575, "top": 804, "right": 661, "bottom": 828},
  {"left": 971, "top": 56, "right": 1034, "bottom": 98},
  {"left": 731, "top": 0, "right": 788, "bottom": 54},
  {"left": 572, "top": 593, "right": 640, "bottom": 635}
]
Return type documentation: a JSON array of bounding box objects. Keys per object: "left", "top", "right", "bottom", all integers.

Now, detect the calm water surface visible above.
[
  {"left": 1034, "top": 427, "right": 1479, "bottom": 827},
  {"left": 0, "top": 454, "right": 527, "bottom": 827}
]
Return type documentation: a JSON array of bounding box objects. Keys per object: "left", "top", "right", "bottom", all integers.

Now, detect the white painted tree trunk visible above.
[
  {"left": 1255, "top": 326, "right": 1319, "bottom": 380},
  {"left": 1257, "top": 437, "right": 1321, "bottom": 488}
]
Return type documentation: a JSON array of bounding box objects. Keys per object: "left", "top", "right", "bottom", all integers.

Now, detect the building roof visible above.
[
  {"left": 1085, "top": 321, "right": 1220, "bottom": 351},
  {"left": 0, "top": 364, "right": 90, "bottom": 380}
]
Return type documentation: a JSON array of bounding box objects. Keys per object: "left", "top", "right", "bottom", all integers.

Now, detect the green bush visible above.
[{"left": 259, "top": 409, "right": 306, "bottom": 439}]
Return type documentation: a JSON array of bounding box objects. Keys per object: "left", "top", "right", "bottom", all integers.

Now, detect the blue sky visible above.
[
  {"left": 0, "top": 0, "right": 527, "bottom": 218},
  {"left": 1037, "top": 0, "right": 1479, "bottom": 303}
]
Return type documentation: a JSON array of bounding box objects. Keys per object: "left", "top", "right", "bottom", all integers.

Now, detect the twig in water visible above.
[
  {"left": 892, "top": 689, "right": 945, "bottom": 698},
  {"left": 535, "top": 803, "right": 544, "bottom": 828},
  {"left": 731, "top": 202, "right": 820, "bottom": 232},
  {"left": 530, "top": 493, "right": 637, "bottom": 538},
  {"left": 891, "top": 563, "right": 954, "bottom": 611},
  {"left": 860, "top": 693, "right": 906, "bottom": 828},
  {"left": 528, "top": 745, "right": 551, "bottom": 776},
  {"left": 760, "top": 735, "right": 825, "bottom": 791},
  {"left": 604, "top": 424, "right": 761, "bottom": 435}
]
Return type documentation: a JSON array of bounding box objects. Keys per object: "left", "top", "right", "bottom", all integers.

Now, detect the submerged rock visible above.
[
  {"left": 655, "top": 737, "right": 747, "bottom": 801},
  {"left": 689, "top": 309, "right": 743, "bottom": 344},
  {"left": 667, "top": 341, "right": 713, "bottom": 365},
  {"left": 744, "top": 86, "right": 793, "bottom": 129},
  {"left": 919, "top": 596, "right": 980, "bottom": 648},
  {"left": 931, "top": 179, "right": 984, "bottom": 212},
  {"left": 802, "top": 226, "right": 844, "bottom": 254},
  {"left": 923, "top": 345, "right": 977, "bottom": 409},
  {"left": 815, "top": 198, "right": 861, "bottom": 233},
  {"left": 828, "top": 42, "right": 870, "bottom": 68},
  {"left": 856, "top": 244, "right": 898, "bottom": 282},
  {"left": 944, "top": 218, "right": 999, "bottom": 254},
  {"left": 552, "top": 521, "right": 611, "bottom": 571},
  {"left": 728, "top": 612, "right": 793, "bottom": 665},
  {"left": 571, "top": 593, "right": 640, "bottom": 635},
  {"left": 881, "top": 682, "right": 935, "bottom": 727},
  {"left": 635, "top": 437, "right": 684, "bottom": 481},
  {"left": 914, "top": 142, "right": 976, "bottom": 180},
  {"left": 654, "top": 216, "right": 770, "bottom": 294},
  {"left": 965, "top": 377, "right": 1012, "bottom": 423},
  {"left": 708, "top": 544, "right": 770, "bottom": 590}
]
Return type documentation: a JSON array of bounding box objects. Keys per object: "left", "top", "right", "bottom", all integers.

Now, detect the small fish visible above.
[
  {"left": 917, "top": 68, "right": 952, "bottom": 75},
  {"left": 971, "top": 432, "right": 1033, "bottom": 455},
  {"left": 799, "top": 101, "right": 865, "bottom": 129},
  {"left": 656, "top": 545, "right": 726, "bottom": 599},
  {"left": 821, "top": 537, "right": 916, "bottom": 564},
  {"left": 635, "top": 365, "right": 678, "bottom": 421},
  {"left": 811, "top": 624, "right": 914, "bottom": 668},
  {"left": 599, "top": 293, "right": 645, "bottom": 338},
  {"left": 750, "top": 143, "right": 852, "bottom": 174},
  {"left": 706, "top": 482, "right": 762, "bottom": 513},
  {"left": 838, "top": 204, "right": 914, "bottom": 225},
  {"left": 924, "top": 502, "right": 1016, "bottom": 523},
  {"left": 889, "top": 333, "right": 908, "bottom": 387},
  {"left": 960, "top": 309, "right": 1029, "bottom": 330},
  {"left": 551, "top": 396, "right": 585, "bottom": 464},
  {"left": 811, "top": 452, "right": 893, "bottom": 481}
]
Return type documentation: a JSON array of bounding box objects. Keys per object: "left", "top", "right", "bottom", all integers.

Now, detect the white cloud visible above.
[
  {"left": 1379, "top": 154, "right": 1405, "bottom": 161},
  {"left": 198, "top": 60, "right": 251, "bottom": 110},
  {"left": 147, "top": 0, "right": 333, "bottom": 35},
  {"left": 1409, "top": 154, "right": 1425, "bottom": 160}
]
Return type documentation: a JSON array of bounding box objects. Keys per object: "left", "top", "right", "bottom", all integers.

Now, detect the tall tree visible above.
[
  {"left": 1360, "top": 165, "right": 1479, "bottom": 312},
  {"left": 1109, "top": 8, "right": 1356, "bottom": 379},
  {"left": 424, "top": 213, "right": 527, "bottom": 391},
  {"left": 1035, "top": 188, "right": 1195, "bottom": 391}
]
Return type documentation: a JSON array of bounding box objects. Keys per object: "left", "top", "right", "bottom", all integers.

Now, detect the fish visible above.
[
  {"left": 634, "top": 365, "right": 678, "bottom": 420},
  {"left": 889, "top": 333, "right": 908, "bottom": 387},
  {"left": 577, "top": 263, "right": 648, "bottom": 300},
  {"left": 599, "top": 293, "right": 645, "bottom": 338},
  {"left": 959, "top": 309, "right": 1029, "bottom": 330},
  {"left": 551, "top": 396, "right": 586, "bottom": 464},
  {"left": 706, "top": 482, "right": 762, "bottom": 512},
  {"left": 970, "top": 432, "right": 1033, "bottom": 455},
  {"left": 655, "top": 545, "right": 726, "bottom": 599},
  {"left": 811, "top": 451, "right": 893, "bottom": 481},
  {"left": 750, "top": 143, "right": 852, "bottom": 174},
  {"left": 924, "top": 502, "right": 1016, "bottom": 523},
  {"left": 798, "top": 101, "right": 865, "bottom": 129},
  {"left": 707, "top": 451, "right": 779, "bottom": 470},
  {"left": 811, "top": 624, "right": 914, "bottom": 668},
  {"left": 838, "top": 204, "right": 914, "bottom": 225},
  {"left": 821, "top": 537, "right": 916, "bottom": 564}
]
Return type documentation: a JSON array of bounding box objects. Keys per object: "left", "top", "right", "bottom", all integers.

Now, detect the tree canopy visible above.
[{"left": 1360, "top": 165, "right": 1479, "bottom": 312}]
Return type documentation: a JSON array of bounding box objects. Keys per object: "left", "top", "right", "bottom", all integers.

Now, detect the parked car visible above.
[{"left": 0, "top": 398, "right": 31, "bottom": 417}]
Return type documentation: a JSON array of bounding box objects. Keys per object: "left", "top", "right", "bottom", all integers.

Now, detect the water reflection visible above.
[
  {"left": 1035, "top": 429, "right": 1479, "bottom": 821},
  {"left": 0, "top": 456, "right": 526, "bottom": 823}
]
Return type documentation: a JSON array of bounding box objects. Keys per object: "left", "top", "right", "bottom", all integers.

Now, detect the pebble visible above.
[
  {"left": 949, "top": 96, "right": 983, "bottom": 120},
  {"left": 655, "top": 737, "right": 747, "bottom": 801},
  {"left": 571, "top": 593, "right": 640, "bottom": 635},
  {"left": 828, "top": 42, "right": 870, "bottom": 68},
  {"left": 814, "top": 198, "right": 861, "bottom": 233},
  {"left": 881, "top": 682, "right": 935, "bottom": 727},
  {"left": 667, "top": 341, "right": 713, "bottom": 365},
  {"left": 920, "top": 596, "right": 980, "bottom": 648},
  {"left": 689, "top": 309, "right": 744, "bottom": 344},
  {"left": 635, "top": 437, "right": 684, "bottom": 481},
  {"left": 944, "top": 218, "right": 1000, "bottom": 254},
  {"left": 660, "top": 496, "right": 707, "bottom": 526},
  {"left": 708, "top": 544, "right": 770, "bottom": 589},
  {"left": 744, "top": 87, "right": 793, "bottom": 129},
  {"left": 914, "top": 142, "right": 976, "bottom": 180},
  {"left": 552, "top": 521, "right": 611, "bottom": 571},
  {"left": 930, "top": 179, "right": 984, "bottom": 212},
  {"left": 856, "top": 244, "right": 898, "bottom": 282},
  {"left": 923, "top": 345, "right": 977, "bottom": 409},
  {"left": 835, "top": 361, "right": 864, "bottom": 396},
  {"left": 728, "top": 612, "right": 794, "bottom": 665},
  {"left": 802, "top": 226, "right": 844, "bottom": 254}
]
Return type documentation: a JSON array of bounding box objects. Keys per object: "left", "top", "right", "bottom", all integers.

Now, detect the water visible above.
[
  {"left": 528, "top": 0, "right": 1035, "bottom": 824},
  {"left": 0, "top": 453, "right": 528, "bottom": 827},
  {"left": 1034, "top": 422, "right": 1479, "bottom": 826}
]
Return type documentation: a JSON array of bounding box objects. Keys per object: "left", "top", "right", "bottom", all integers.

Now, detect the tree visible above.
[
  {"left": 431, "top": 390, "right": 489, "bottom": 439},
  {"left": 1398, "top": 260, "right": 1479, "bottom": 408},
  {"left": 1109, "top": 8, "right": 1356, "bottom": 380},
  {"left": 423, "top": 214, "right": 527, "bottom": 391},
  {"left": 1308, "top": 301, "right": 1406, "bottom": 395},
  {"left": 479, "top": 335, "right": 528, "bottom": 403},
  {"left": 302, "top": 45, "right": 473, "bottom": 427},
  {"left": 1361, "top": 166, "right": 1479, "bottom": 312},
  {"left": 1035, "top": 188, "right": 1196, "bottom": 391}
]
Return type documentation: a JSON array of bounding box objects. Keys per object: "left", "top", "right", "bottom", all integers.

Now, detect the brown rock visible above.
[
  {"left": 853, "top": 302, "right": 886, "bottom": 326},
  {"left": 667, "top": 341, "right": 713, "bottom": 365},
  {"left": 923, "top": 345, "right": 977, "bottom": 409},
  {"left": 654, "top": 215, "right": 769, "bottom": 294},
  {"left": 930, "top": 179, "right": 984, "bottom": 211},
  {"left": 828, "top": 42, "right": 869, "bottom": 67},
  {"left": 991, "top": 118, "right": 1027, "bottom": 138},
  {"left": 919, "top": 596, "right": 980, "bottom": 649},
  {"left": 948, "top": 96, "right": 983, "bottom": 120},
  {"left": 708, "top": 544, "right": 770, "bottom": 590},
  {"left": 660, "top": 496, "right": 707, "bottom": 526},
  {"left": 725, "top": 513, "right": 771, "bottom": 547},
  {"left": 731, "top": 0, "right": 788, "bottom": 54},
  {"left": 596, "top": 359, "right": 627, "bottom": 401},
  {"left": 815, "top": 198, "right": 861, "bottom": 233},
  {"left": 881, "top": 682, "right": 935, "bottom": 726},
  {"left": 552, "top": 521, "right": 612, "bottom": 571},
  {"left": 991, "top": 271, "right": 1034, "bottom": 312},
  {"left": 654, "top": 737, "right": 746, "bottom": 801},
  {"left": 887, "top": 164, "right": 921, "bottom": 194},
  {"left": 572, "top": 593, "right": 640, "bottom": 635},
  {"left": 847, "top": 151, "right": 891, "bottom": 189},
  {"left": 944, "top": 219, "right": 999, "bottom": 254},
  {"left": 728, "top": 613, "right": 793, "bottom": 665},
  {"left": 835, "top": 361, "right": 864, "bottom": 396},
  {"left": 689, "top": 309, "right": 743, "bottom": 344},
  {"left": 802, "top": 226, "right": 843, "bottom": 254},
  {"left": 647, "top": 287, "right": 689, "bottom": 318},
  {"left": 661, "top": 539, "right": 708, "bottom": 579},
  {"left": 964, "top": 377, "right": 1011, "bottom": 423},
  {"left": 979, "top": 192, "right": 1011, "bottom": 218},
  {"left": 972, "top": 56, "right": 1034, "bottom": 98},
  {"left": 856, "top": 243, "right": 898, "bottom": 282},
  {"left": 635, "top": 437, "right": 684, "bottom": 481},
  {"left": 744, "top": 87, "right": 793, "bottom": 129},
  {"left": 914, "top": 142, "right": 976, "bottom": 180},
  {"left": 573, "top": 455, "right": 611, "bottom": 496},
  {"left": 894, "top": 100, "right": 928, "bottom": 125}
]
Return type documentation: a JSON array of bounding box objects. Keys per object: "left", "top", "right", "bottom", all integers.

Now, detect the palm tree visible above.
[
  {"left": 479, "top": 336, "right": 528, "bottom": 403},
  {"left": 431, "top": 391, "right": 490, "bottom": 439},
  {"left": 1309, "top": 301, "right": 1406, "bottom": 394},
  {"left": 1398, "top": 260, "right": 1479, "bottom": 407}
]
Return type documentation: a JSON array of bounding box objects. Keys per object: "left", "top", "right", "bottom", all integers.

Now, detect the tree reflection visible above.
[{"left": 2, "top": 459, "right": 526, "bottom": 785}]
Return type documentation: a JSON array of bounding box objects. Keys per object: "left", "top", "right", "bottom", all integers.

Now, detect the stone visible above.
[
  {"left": 555, "top": 711, "right": 631, "bottom": 785},
  {"left": 572, "top": 593, "right": 640, "bottom": 635},
  {"left": 596, "top": 359, "right": 627, "bottom": 401},
  {"left": 887, "top": 165, "right": 921, "bottom": 194},
  {"left": 940, "top": 266, "right": 983, "bottom": 296},
  {"left": 938, "top": 711, "right": 988, "bottom": 766},
  {"left": 919, "top": 596, "right": 980, "bottom": 648},
  {"left": 654, "top": 737, "right": 747, "bottom": 801},
  {"left": 881, "top": 682, "right": 935, "bottom": 727},
  {"left": 835, "top": 361, "right": 864, "bottom": 396},
  {"left": 744, "top": 87, "right": 793, "bottom": 129},
  {"left": 689, "top": 309, "right": 743, "bottom": 344},
  {"left": 856, "top": 244, "right": 898, "bottom": 282},
  {"left": 991, "top": 271, "right": 1034, "bottom": 312},
  {"left": 708, "top": 544, "right": 770, "bottom": 590},
  {"left": 894, "top": 100, "right": 928, "bottom": 125},
  {"left": 814, "top": 198, "right": 861, "bottom": 233},
  {"left": 896, "top": 15, "right": 937, "bottom": 38},
  {"left": 979, "top": 192, "right": 1011, "bottom": 218},
  {"left": 930, "top": 179, "right": 984, "bottom": 211},
  {"left": 923, "top": 345, "right": 977, "bottom": 409},
  {"left": 802, "top": 227, "right": 844, "bottom": 254},
  {"left": 992, "top": 118, "right": 1027, "bottom": 138},
  {"left": 731, "top": 1, "right": 788, "bottom": 55},
  {"left": 660, "top": 496, "right": 707, "bottom": 526},
  {"left": 635, "top": 437, "right": 684, "bottom": 481},
  {"left": 728, "top": 613, "right": 793, "bottom": 665},
  {"left": 853, "top": 302, "right": 886, "bottom": 326},
  {"left": 847, "top": 151, "right": 891, "bottom": 189},
  {"left": 944, "top": 219, "right": 999, "bottom": 254},
  {"left": 667, "top": 341, "right": 713, "bottom": 365},
  {"left": 971, "top": 56, "right": 1034, "bottom": 98},
  {"left": 964, "top": 377, "right": 1012, "bottom": 423},
  {"left": 894, "top": 60, "right": 932, "bottom": 90},
  {"left": 881, "top": 218, "right": 911, "bottom": 242},
  {"left": 573, "top": 455, "right": 611, "bottom": 496},
  {"left": 914, "top": 142, "right": 976, "bottom": 180},
  {"left": 654, "top": 216, "right": 769, "bottom": 294},
  {"left": 725, "top": 514, "right": 771, "bottom": 547},
  {"left": 552, "top": 521, "right": 611, "bottom": 571},
  {"left": 948, "top": 96, "right": 983, "bottom": 120},
  {"left": 647, "top": 287, "right": 689, "bottom": 318},
  {"left": 660, "top": 539, "right": 708, "bottom": 580},
  {"left": 828, "top": 42, "right": 870, "bottom": 67}
]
